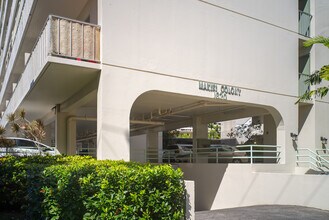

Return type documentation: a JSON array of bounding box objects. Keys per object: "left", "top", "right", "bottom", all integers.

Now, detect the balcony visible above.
[
  {"left": 299, "top": 10, "right": 312, "bottom": 37},
  {"left": 49, "top": 15, "right": 100, "bottom": 62},
  {"left": 1, "top": 15, "right": 101, "bottom": 124},
  {"left": 299, "top": 73, "right": 310, "bottom": 97}
]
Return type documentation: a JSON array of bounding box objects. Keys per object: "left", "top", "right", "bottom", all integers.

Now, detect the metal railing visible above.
[
  {"left": 143, "top": 145, "right": 281, "bottom": 164},
  {"left": 76, "top": 135, "right": 97, "bottom": 158},
  {"left": 0, "top": 0, "right": 33, "bottom": 111},
  {"left": 49, "top": 15, "right": 100, "bottom": 62},
  {"left": 297, "top": 148, "right": 329, "bottom": 173},
  {"left": 299, "top": 10, "right": 312, "bottom": 37},
  {"left": 299, "top": 73, "right": 310, "bottom": 96},
  {"left": 1, "top": 15, "right": 101, "bottom": 125}
]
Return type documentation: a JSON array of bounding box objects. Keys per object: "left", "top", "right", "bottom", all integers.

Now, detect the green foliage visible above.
[
  {"left": 208, "top": 123, "right": 221, "bottom": 139},
  {"left": 298, "top": 36, "right": 329, "bottom": 102},
  {"left": 0, "top": 156, "right": 185, "bottom": 219},
  {"left": 177, "top": 133, "right": 192, "bottom": 139},
  {"left": 303, "top": 35, "right": 329, "bottom": 48}
]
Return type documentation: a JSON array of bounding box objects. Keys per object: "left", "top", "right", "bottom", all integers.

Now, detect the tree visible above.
[
  {"left": 298, "top": 36, "right": 329, "bottom": 102},
  {"left": 227, "top": 123, "right": 262, "bottom": 141},
  {"left": 208, "top": 122, "right": 221, "bottom": 139},
  {"left": 6, "top": 109, "right": 46, "bottom": 142},
  {"left": 0, "top": 109, "right": 46, "bottom": 154}
]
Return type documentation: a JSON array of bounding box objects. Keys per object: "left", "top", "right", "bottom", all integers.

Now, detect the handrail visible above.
[
  {"left": 297, "top": 148, "right": 329, "bottom": 172},
  {"left": 142, "top": 145, "right": 281, "bottom": 164},
  {"left": 298, "top": 148, "right": 329, "bottom": 164}
]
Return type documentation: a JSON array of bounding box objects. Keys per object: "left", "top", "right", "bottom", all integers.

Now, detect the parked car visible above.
[
  {"left": 0, "top": 137, "right": 60, "bottom": 157},
  {"left": 209, "top": 144, "right": 248, "bottom": 163},
  {"left": 163, "top": 144, "right": 193, "bottom": 163}
]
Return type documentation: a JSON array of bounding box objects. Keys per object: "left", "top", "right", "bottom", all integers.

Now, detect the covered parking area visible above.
[{"left": 129, "top": 90, "right": 284, "bottom": 164}]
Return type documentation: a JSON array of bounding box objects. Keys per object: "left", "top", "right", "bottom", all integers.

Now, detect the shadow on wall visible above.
[{"left": 178, "top": 163, "right": 228, "bottom": 211}]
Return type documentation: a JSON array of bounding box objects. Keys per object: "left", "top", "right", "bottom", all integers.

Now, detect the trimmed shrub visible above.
[{"left": 0, "top": 156, "right": 185, "bottom": 219}]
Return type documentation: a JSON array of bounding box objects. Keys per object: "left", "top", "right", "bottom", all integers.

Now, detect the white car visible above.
[
  {"left": 163, "top": 144, "right": 193, "bottom": 163},
  {"left": 0, "top": 137, "right": 60, "bottom": 157},
  {"left": 209, "top": 145, "right": 248, "bottom": 163}
]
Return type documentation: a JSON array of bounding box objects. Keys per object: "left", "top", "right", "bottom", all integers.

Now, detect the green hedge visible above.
[{"left": 0, "top": 156, "right": 185, "bottom": 219}]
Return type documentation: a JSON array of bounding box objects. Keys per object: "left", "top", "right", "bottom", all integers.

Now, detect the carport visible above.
[{"left": 129, "top": 91, "right": 283, "bottom": 164}]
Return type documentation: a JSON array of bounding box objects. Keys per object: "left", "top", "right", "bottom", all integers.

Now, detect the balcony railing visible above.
[
  {"left": 299, "top": 10, "right": 312, "bottom": 37},
  {"left": 1, "top": 15, "right": 100, "bottom": 124},
  {"left": 49, "top": 15, "right": 100, "bottom": 62},
  {"left": 299, "top": 73, "right": 310, "bottom": 97}
]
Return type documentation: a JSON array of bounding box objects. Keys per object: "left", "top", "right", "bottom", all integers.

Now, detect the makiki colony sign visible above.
[{"left": 199, "top": 81, "right": 241, "bottom": 100}]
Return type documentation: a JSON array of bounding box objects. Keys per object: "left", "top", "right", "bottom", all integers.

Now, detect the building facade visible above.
[{"left": 1, "top": 0, "right": 329, "bottom": 211}]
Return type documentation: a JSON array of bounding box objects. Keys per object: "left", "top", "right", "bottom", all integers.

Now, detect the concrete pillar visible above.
[
  {"left": 192, "top": 117, "right": 208, "bottom": 162},
  {"left": 130, "top": 134, "right": 147, "bottom": 162},
  {"left": 192, "top": 117, "right": 208, "bottom": 147},
  {"left": 55, "top": 111, "right": 69, "bottom": 154},
  {"left": 67, "top": 118, "right": 77, "bottom": 155},
  {"left": 263, "top": 114, "right": 276, "bottom": 145},
  {"left": 97, "top": 72, "right": 131, "bottom": 161},
  {"left": 146, "top": 131, "right": 158, "bottom": 162},
  {"left": 44, "top": 122, "right": 54, "bottom": 147}
]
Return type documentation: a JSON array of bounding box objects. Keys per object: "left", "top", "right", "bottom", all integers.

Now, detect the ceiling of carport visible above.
[{"left": 130, "top": 91, "right": 255, "bottom": 133}]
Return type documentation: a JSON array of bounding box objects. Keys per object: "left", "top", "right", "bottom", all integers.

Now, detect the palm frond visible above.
[
  {"left": 319, "top": 65, "right": 329, "bottom": 80},
  {"left": 19, "top": 109, "right": 26, "bottom": 119},
  {"left": 11, "top": 123, "right": 21, "bottom": 134},
  {"left": 6, "top": 113, "right": 16, "bottom": 122},
  {"left": 305, "top": 70, "right": 322, "bottom": 85},
  {"left": 303, "top": 36, "right": 329, "bottom": 48},
  {"left": 0, "top": 126, "right": 6, "bottom": 136},
  {"left": 296, "top": 86, "right": 329, "bottom": 103}
]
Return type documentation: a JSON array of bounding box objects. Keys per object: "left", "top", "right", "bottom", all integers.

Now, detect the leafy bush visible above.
[{"left": 0, "top": 156, "right": 185, "bottom": 219}]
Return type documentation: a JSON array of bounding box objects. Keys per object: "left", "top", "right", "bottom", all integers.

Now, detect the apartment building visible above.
[{"left": 1, "top": 0, "right": 329, "bottom": 211}]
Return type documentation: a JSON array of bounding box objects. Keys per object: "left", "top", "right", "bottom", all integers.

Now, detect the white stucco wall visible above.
[
  {"left": 180, "top": 164, "right": 329, "bottom": 211},
  {"left": 100, "top": 0, "right": 298, "bottom": 96},
  {"left": 97, "top": 0, "right": 300, "bottom": 162},
  {"left": 298, "top": 0, "right": 329, "bottom": 150},
  {"left": 202, "top": 0, "right": 297, "bottom": 31},
  {"left": 97, "top": 65, "right": 297, "bottom": 164}
]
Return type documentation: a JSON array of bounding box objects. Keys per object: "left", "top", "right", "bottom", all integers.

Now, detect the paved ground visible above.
[{"left": 195, "top": 205, "right": 329, "bottom": 220}]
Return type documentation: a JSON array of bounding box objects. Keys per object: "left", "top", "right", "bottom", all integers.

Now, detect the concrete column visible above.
[
  {"left": 192, "top": 117, "right": 208, "bottom": 147},
  {"left": 67, "top": 118, "right": 77, "bottom": 155},
  {"left": 44, "top": 122, "right": 54, "bottom": 147},
  {"left": 192, "top": 117, "right": 208, "bottom": 162},
  {"left": 55, "top": 111, "right": 69, "bottom": 154},
  {"left": 97, "top": 72, "right": 131, "bottom": 161},
  {"left": 146, "top": 131, "right": 159, "bottom": 162},
  {"left": 263, "top": 114, "right": 276, "bottom": 145}
]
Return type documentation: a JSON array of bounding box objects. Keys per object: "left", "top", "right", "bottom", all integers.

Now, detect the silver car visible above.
[
  {"left": 209, "top": 145, "right": 248, "bottom": 163},
  {"left": 163, "top": 144, "right": 193, "bottom": 163},
  {"left": 0, "top": 137, "right": 60, "bottom": 157}
]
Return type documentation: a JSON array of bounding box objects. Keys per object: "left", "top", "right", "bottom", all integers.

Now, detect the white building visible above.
[{"left": 1, "top": 0, "right": 329, "bottom": 212}]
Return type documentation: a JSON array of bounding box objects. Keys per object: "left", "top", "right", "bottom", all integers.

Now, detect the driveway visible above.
[{"left": 195, "top": 205, "right": 329, "bottom": 220}]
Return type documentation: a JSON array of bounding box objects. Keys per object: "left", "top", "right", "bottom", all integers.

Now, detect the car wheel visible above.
[{"left": 233, "top": 159, "right": 241, "bottom": 163}]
